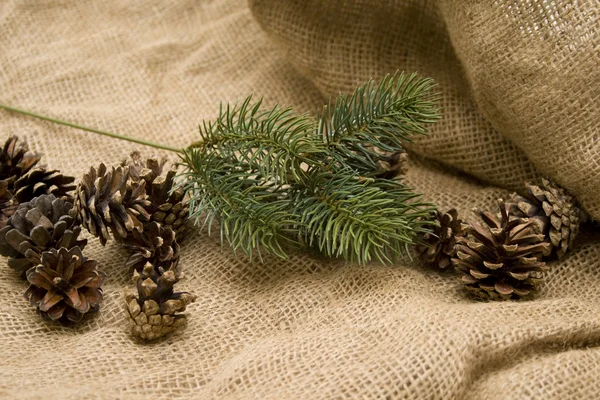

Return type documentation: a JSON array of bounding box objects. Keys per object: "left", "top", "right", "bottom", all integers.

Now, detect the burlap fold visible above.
[{"left": 0, "top": 0, "right": 599, "bottom": 399}]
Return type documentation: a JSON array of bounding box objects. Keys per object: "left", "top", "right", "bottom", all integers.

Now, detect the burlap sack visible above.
[
  {"left": 0, "top": 1, "right": 599, "bottom": 399},
  {"left": 249, "top": 0, "right": 600, "bottom": 221}
]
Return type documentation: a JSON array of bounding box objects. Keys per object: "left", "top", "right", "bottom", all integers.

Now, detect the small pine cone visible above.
[
  {"left": 13, "top": 167, "right": 76, "bottom": 204},
  {"left": 125, "top": 263, "right": 196, "bottom": 341},
  {"left": 0, "top": 136, "right": 41, "bottom": 187},
  {"left": 0, "top": 194, "right": 87, "bottom": 278},
  {"left": 122, "top": 152, "right": 188, "bottom": 238},
  {"left": 452, "top": 200, "right": 552, "bottom": 301},
  {"left": 417, "top": 209, "right": 463, "bottom": 269},
  {"left": 123, "top": 221, "right": 180, "bottom": 274},
  {"left": 0, "top": 180, "right": 17, "bottom": 229},
  {"left": 72, "top": 163, "right": 151, "bottom": 245},
  {"left": 375, "top": 150, "right": 409, "bottom": 180},
  {"left": 506, "top": 178, "right": 583, "bottom": 258},
  {"left": 25, "top": 246, "right": 105, "bottom": 323}
]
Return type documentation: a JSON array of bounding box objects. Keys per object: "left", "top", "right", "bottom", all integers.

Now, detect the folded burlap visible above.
[
  {"left": 0, "top": 0, "right": 598, "bottom": 399},
  {"left": 250, "top": 0, "right": 600, "bottom": 221}
]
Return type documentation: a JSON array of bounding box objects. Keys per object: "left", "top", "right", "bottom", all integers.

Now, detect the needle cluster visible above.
[{"left": 178, "top": 72, "right": 440, "bottom": 264}]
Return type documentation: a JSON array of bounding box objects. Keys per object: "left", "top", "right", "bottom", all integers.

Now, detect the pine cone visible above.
[
  {"left": 0, "top": 194, "right": 87, "bottom": 278},
  {"left": 13, "top": 167, "right": 76, "bottom": 203},
  {"left": 375, "top": 150, "right": 409, "bottom": 180},
  {"left": 125, "top": 263, "right": 196, "bottom": 340},
  {"left": 123, "top": 152, "right": 188, "bottom": 238},
  {"left": 417, "top": 209, "right": 464, "bottom": 269},
  {"left": 0, "top": 136, "right": 41, "bottom": 187},
  {"left": 506, "top": 178, "right": 583, "bottom": 258},
  {"left": 25, "top": 247, "right": 105, "bottom": 323},
  {"left": 72, "top": 163, "right": 151, "bottom": 245},
  {"left": 123, "top": 221, "right": 180, "bottom": 274},
  {"left": 0, "top": 180, "right": 17, "bottom": 229},
  {"left": 452, "top": 201, "right": 552, "bottom": 300}
]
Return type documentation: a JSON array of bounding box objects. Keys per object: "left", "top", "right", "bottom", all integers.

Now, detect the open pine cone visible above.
[
  {"left": 123, "top": 221, "right": 180, "bottom": 274},
  {"left": 125, "top": 262, "right": 196, "bottom": 341},
  {"left": 506, "top": 178, "right": 583, "bottom": 258},
  {"left": 416, "top": 209, "right": 464, "bottom": 269},
  {"left": 0, "top": 194, "right": 87, "bottom": 278},
  {"left": 25, "top": 246, "right": 105, "bottom": 323},
  {"left": 122, "top": 152, "right": 188, "bottom": 238},
  {"left": 0, "top": 179, "right": 17, "bottom": 229},
  {"left": 0, "top": 136, "right": 41, "bottom": 187},
  {"left": 72, "top": 163, "right": 151, "bottom": 245},
  {"left": 452, "top": 201, "right": 552, "bottom": 301},
  {"left": 14, "top": 167, "right": 76, "bottom": 203}
]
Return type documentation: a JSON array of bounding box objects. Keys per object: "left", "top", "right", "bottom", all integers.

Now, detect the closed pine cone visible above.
[
  {"left": 71, "top": 163, "right": 151, "bottom": 245},
  {"left": 123, "top": 221, "right": 180, "bottom": 274},
  {"left": 0, "top": 194, "right": 87, "bottom": 278},
  {"left": 25, "top": 246, "right": 105, "bottom": 323},
  {"left": 123, "top": 152, "right": 188, "bottom": 238},
  {"left": 14, "top": 167, "right": 76, "bottom": 203},
  {"left": 452, "top": 200, "right": 552, "bottom": 300},
  {"left": 0, "top": 136, "right": 41, "bottom": 188},
  {"left": 506, "top": 178, "right": 583, "bottom": 258},
  {"left": 417, "top": 209, "right": 463, "bottom": 269},
  {"left": 0, "top": 180, "right": 17, "bottom": 229},
  {"left": 125, "top": 262, "right": 196, "bottom": 341}
]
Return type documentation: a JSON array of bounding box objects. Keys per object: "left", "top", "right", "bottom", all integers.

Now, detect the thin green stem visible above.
[{"left": 0, "top": 103, "right": 184, "bottom": 153}]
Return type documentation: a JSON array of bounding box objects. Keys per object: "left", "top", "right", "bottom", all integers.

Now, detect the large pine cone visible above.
[
  {"left": 25, "top": 246, "right": 105, "bottom": 323},
  {"left": 0, "top": 180, "right": 17, "bottom": 229},
  {"left": 452, "top": 201, "right": 552, "bottom": 300},
  {"left": 0, "top": 136, "right": 41, "bottom": 187},
  {"left": 416, "top": 209, "right": 463, "bottom": 269},
  {"left": 125, "top": 263, "right": 196, "bottom": 340},
  {"left": 72, "top": 163, "right": 151, "bottom": 245},
  {"left": 506, "top": 178, "right": 583, "bottom": 258},
  {"left": 123, "top": 221, "right": 180, "bottom": 274},
  {"left": 0, "top": 194, "right": 87, "bottom": 278},
  {"left": 14, "top": 167, "right": 76, "bottom": 203},
  {"left": 123, "top": 152, "right": 188, "bottom": 238}
]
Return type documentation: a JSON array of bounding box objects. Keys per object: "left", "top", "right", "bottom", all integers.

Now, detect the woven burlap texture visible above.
[{"left": 0, "top": 0, "right": 599, "bottom": 399}]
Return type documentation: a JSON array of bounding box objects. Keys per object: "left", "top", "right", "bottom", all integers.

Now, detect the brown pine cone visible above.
[
  {"left": 123, "top": 221, "right": 180, "bottom": 274},
  {"left": 71, "top": 163, "right": 151, "bottom": 245},
  {"left": 506, "top": 178, "right": 583, "bottom": 258},
  {"left": 125, "top": 263, "right": 196, "bottom": 341},
  {"left": 416, "top": 209, "right": 463, "bottom": 269},
  {"left": 24, "top": 246, "right": 105, "bottom": 323},
  {"left": 0, "top": 194, "right": 87, "bottom": 278},
  {"left": 375, "top": 150, "right": 409, "bottom": 180},
  {"left": 0, "top": 136, "right": 41, "bottom": 187},
  {"left": 452, "top": 200, "right": 552, "bottom": 300},
  {"left": 14, "top": 167, "right": 76, "bottom": 203},
  {"left": 0, "top": 179, "right": 17, "bottom": 229},
  {"left": 123, "top": 152, "right": 188, "bottom": 238}
]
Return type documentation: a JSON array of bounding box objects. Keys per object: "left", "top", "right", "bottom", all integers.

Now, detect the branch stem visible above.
[{"left": 0, "top": 103, "right": 184, "bottom": 154}]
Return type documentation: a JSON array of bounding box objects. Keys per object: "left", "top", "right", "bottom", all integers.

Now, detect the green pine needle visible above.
[{"left": 178, "top": 71, "right": 440, "bottom": 264}]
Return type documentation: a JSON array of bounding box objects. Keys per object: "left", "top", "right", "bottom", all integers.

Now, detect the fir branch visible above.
[
  {"left": 0, "top": 71, "right": 441, "bottom": 265},
  {"left": 318, "top": 72, "right": 440, "bottom": 175}
]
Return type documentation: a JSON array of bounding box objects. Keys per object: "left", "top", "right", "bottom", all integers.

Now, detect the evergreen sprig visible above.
[
  {"left": 178, "top": 71, "right": 440, "bottom": 263},
  {"left": 0, "top": 71, "right": 441, "bottom": 265}
]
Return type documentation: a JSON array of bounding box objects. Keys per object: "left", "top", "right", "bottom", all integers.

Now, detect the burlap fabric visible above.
[{"left": 0, "top": 0, "right": 599, "bottom": 399}]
